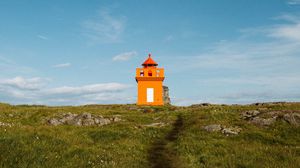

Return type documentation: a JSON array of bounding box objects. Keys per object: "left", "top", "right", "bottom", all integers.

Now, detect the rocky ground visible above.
[
  {"left": 0, "top": 102, "right": 299, "bottom": 168},
  {"left": 203, "top": 109, "right": 300, "bottom": 135},
  {"left": 48, "top": 112, "right": 121, "bottom": 126}
]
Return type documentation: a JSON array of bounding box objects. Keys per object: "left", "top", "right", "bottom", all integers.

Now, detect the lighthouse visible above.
[{"left": 136, "top": 54, "right": 165, "bottom": 105}]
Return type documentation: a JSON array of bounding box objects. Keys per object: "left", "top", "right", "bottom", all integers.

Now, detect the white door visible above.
[{"left": 147, "top": 88, "right": 154, "bottom": 102}]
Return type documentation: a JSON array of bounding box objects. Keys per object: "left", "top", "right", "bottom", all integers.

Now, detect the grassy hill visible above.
[{"left": 0, "top": 102, "right": 299, "bottom": 168}]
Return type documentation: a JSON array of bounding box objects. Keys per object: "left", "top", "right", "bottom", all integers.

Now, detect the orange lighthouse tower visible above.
[{"left": 136, "top": 54, "right": 165, "bottom": 105}]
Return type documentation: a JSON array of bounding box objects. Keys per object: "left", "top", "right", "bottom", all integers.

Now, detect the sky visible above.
[{"left": 0, "top": 0, "right": 300, "bottom": 106}]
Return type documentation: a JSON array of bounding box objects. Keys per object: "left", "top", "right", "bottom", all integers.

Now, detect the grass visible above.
[{"left": 0, "top": 103, "right": 299, "bottom": 167}]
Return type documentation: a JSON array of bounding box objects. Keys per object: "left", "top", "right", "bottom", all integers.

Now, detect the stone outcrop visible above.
[
  {"left": 203, "top": 124, "right": 222, "bottom": 132},
  {"left": 143, "top": 122, "right": 168, "bottom": 128},
  {"left": 241, "top": 110, "right": 300, "bottom": 127},
  {"left": 241, "top": 110, "right": 260, "bottom": 120},
  {"left": 48, "top": 112, "right": 121, "bottom": 126},
  {"left": 250, "top": 117, "right": 277, "bottom": 126},
  {"left": 283, "top": 113, "right": 300, "bottom": 126},
  {"left": 163, "top": 86, "right": 171, "bottom": 105},
  {"left": 221, "top": 127, "right": 242, "bottom": 135},
  {"left": 203, "top": 124, "right": 242, "bottom": 135}
]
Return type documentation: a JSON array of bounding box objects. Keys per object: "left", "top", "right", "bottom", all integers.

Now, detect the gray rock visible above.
[
  {"left": 48, "top": 118, "right": 62, "bottom": 126},
  {"left": 203, "top": 124, "right": 242, "bottom": 136},
  {"left": 222, "top": 127, "right": 242, "bottom": 135},
  {"left": 67, "top": 117, "right": 82, "bottom": 126},
  {"left": 283, "top": 113, "right": 300, "bottom": 126},
  {"left": 267, "top": 111, "right": 282, "bottom": 117},
  {"left": 241, "top": 110, "right": 260, "bottom": 119},
  {"left": 96, "top": 118, "right": 111, "bottom": 126},
  {"left": 144, "top": 122, "right": 167, "bottom": 128},
  {"left": 250, "top": 117, "right": 276, "bottom": 126},
  {"left": 59, "top": 113, "right": 77, "bottom": 123},
  {"left": 81, "top": 112, "right": 92, "bottom": 119},
  {"left": 203, "top": 124, "right": 222, "bottom": 132},
  {"left": 82, "top": 118, "right": 95, "bottom": 126},
  {"left": 94, "top": 118, "right": 100, "bottom": 124},
  {"left": 163, "top": 86, "right": 171, "bottom": 104},
  {"left": 111, "top": 116, "right": 122, "bottom": 122},
  {"left": 48, "top": 112, "right": 120, "bottom": 126}
]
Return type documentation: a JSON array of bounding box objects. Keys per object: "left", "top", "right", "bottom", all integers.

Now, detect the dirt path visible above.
[{"left": 148, "top": 115, "right": 184, "bottom": 168}]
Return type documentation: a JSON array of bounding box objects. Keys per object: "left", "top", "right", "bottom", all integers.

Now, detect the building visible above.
[{"left": 136, "top": 54, "right": 165, "bottom": 105}]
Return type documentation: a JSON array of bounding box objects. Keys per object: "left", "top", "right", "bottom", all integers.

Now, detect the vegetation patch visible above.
[{"left": 0, "top": 102, "right": 299, "bottom": 167}]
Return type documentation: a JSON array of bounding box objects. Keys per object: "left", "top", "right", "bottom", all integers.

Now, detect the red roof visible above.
[{"left": 142, "top": 54, "right": 158, "bottom": 66}]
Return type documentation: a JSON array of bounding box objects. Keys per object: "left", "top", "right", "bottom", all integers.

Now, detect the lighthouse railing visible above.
[{"left": 136, "top": 68, "right": 164, "bottom": 77}]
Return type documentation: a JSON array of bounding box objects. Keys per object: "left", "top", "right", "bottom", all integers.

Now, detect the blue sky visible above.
[{"left": 0, "top": 0, "right": 300, "bottom": 105}]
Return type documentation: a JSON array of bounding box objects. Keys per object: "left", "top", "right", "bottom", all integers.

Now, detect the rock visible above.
[
  {"left": 163, "top": 86, "right": 171, "bottom": 104},
  {"left": 222, "top": 127, "right": 242, "bottom": 135},
  {"left": 0, "top": 121, "right": 13, "bottom": 127},
  {"left": 94, "top": 118, "right": 100, "bottom": 124},
  {"left": 81, "top": 112, "right": 92, "bottom": 119},
  {"left": 144, "top": 122, "right": 167, "bottom": 128},
  {"left": 96, "top": 118, "right": 111, "bottom": 126},
  {"left": 47, "top": 112, "right": 120, "bottom": 126},
  {"left": 267, "top": 111, "right": 283, "bottom": 117},
  {"left": 111, "top": 116, "right": 122, "bottom": 122},
  {"left": 60, "top": 113, "right": 77, "bottom": 123},
  {"left": 241, "top": 110, "right": 260, "bottom": 119},
  {"left": 82, "top": 118, "right": 95, "bottom": 126},
  {"left": 250, "top": 117, "right": 276, "bottom": 126},
  {"left": 283, "top": 113, "right": 300, "bottom": 126},
  {"left": 66, "top": 117, "right": 82, "bottom": 126},
  {"left": 203, "top": 124, "right": 242, "bottom": 135},
  {"left": 203, "top": 124, "right": 222, "bottom": 132},
  {"left": 48, "top": 118, "right": 62, "bottom": 126}
]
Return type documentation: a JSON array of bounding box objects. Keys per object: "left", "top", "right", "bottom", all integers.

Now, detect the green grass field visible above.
[{"left": 0, "top": 102, "right": 299, "bottom": 168}]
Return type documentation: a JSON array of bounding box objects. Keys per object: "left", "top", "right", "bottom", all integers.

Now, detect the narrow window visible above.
[
  {"left": 140, "top": 70, "right": 144, "bottom": 76},
  {"left": 156, "top": 70, "right": 160, "bottom": 77},
  {"left": 148, "top": 71, "right": 152, "bottom": 76}
]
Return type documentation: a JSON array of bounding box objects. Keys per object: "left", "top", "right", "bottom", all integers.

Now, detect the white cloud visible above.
[
  {"left": 53, "top": 63, "right": 71, "bottom": 68},
  {"left": 44, "top": 83, "right": 130, "bottom": 96},
  {"left": 0, "top": 76, "right": 45, "bottom": 90},
  {"left": 273, "top": 14, "right": 300, "bottom": 23},
  {"left": 240, "top": 14, "right": 300, "bottom": 42},
  {"left": 82, "top": 9, "right": 126, "bottom": 43},
  {"left": 0, "top": 76, "right": 133, "bottom": 105},
  {"left": 268, "top": 23, "right": 300, "bottom": 41},
  {"left": 37, "top": 35, "right": 48, "bottom": 40},
  {"left": 287, "top": 0, "right": 300, "bottom": 5},
  {"left": 112, "top": 51, "right": 137, "bottom": 61},
  {"left": 169, "top": 15, "right": 300, "bottom": 71},
  {"left": 164, "top": 14, "right": 300, "bottom": 105}
]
